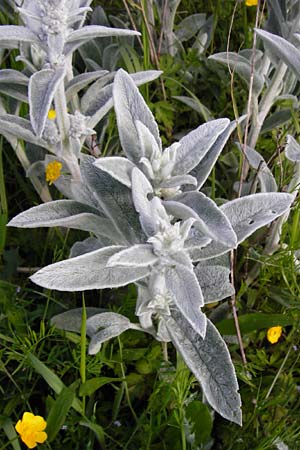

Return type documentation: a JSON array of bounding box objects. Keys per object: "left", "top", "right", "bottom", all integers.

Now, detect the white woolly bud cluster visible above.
[
  {"left": 69, "top": 111, "right": 95, "bottom": 139},
  {"left": 42, "top": 120, "right": 60, "bottom": 146}
]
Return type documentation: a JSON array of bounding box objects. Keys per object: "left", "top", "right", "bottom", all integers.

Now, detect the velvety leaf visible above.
[
  {"left": 93, "top": 157, "right": 135, "bottom": 187},
  {"left": 236, "top": 143, "right": 277, "bottom": 192},
  {"left": 65, "top": 70, "right": 109, "bottom": 101},
  {"left": 7, "top": 200, "right": 120, "bottom": 240},
  {"left": 51, "top": 307, "right": 107, "bottom": 334},
  {"left": 70, "top": 237, "right": 110, "bottom": 258},
  {"left": 107, "top": 244, "right": 158, "bottom": 267},
  {"left": 0, "top": 69, "right": 29, "bottom": 85},
  {"left": 285, "top": 135, "right": 300, "bottom": 162},
  {"left": 165, "top": 265, "right": 206, "bottom": 338},
  {"left": 193, "top": 193, "right": 294, "bottom": 260},
  {"left": 0, "top": 25, "right": 38, "bottom": 46},
  {"left": 0, "top": 83, "right": 28, "bottom": 103},
  {"left": 255, "top": 29, "right": 300, "bottom": 77},
  {"left": 192, "top": 119, "right": 239, "bottom": 189},
  {"left": 166, "top": 312, "right": 242, "bottom": 425},
  {"left": 30, "top": 246, "right": 151, "bottom": 291},
  {"left": 0, "top": 115, "right": 48, "bottom": 148},
  {"left": 87, "top": 312, "right": 135, "bottom": 354},
  {"left": 113, "top": 69, "right": 161, "bottom": 164},
  {"left": 67, "top": 25, "right": 139, "bottom": 43},
  {"left": 194, "top": 263, "right": 234, "bottom": 304},
  {"left": 81, "top": 156, "right": 145, "bottom": 244},
  {"left": 172, "top": 118, "right": 229, "bottom": 176},
  {"left": 172, "top": 191, "right": 237, "bottom": 247},
  {"left": 29, "top": 68, "right": 66, "bottom": 137}
]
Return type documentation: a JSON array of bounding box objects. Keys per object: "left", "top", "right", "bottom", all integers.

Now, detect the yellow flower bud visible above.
[
  {"left": 15, "top": 412, "right": 47, "bottom": 449},
  {"left": 47, "top": 109, "right": 57, "bottom": 120},
  {"left": 45, "top": 160, "right": 62, "bottom": 185},
  {"left": 267, "top": 326, "right": 282, "bottom": 344},
  {"left": 245, "top": 0, "right": 258, "bottom": 6}
]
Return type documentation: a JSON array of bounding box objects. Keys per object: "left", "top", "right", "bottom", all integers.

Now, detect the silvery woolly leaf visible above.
[
  {"left": 0, "top": 25, "right": 39, "bottom": 47},
  {"left": 51, "top": 307, "right": 106, "bottom": 334},
  {"left": 0, "top": 115, "right": 48, "bottom": 148},
  {"left": 172, "top": 118, "right": 230, "bottom": 176},
  {"left": 93, "top": 157, "right": 135, "bottom": 188},
  {"left": 173, "top": 95, "right": 212, "bottom": 121},
  {"left": 81, "top": 156, "right": 145, "bottom": 244},
  {"left": 171, "top": 191, "right": 237, "bottom": 247},
  {"left": 87, "top": 312, "right": 136, "bottom": 355},
  {"left": 192, "top": 119, "right": 239, "bottom": 189},
  {"left": 236, "top": 143, "right": 277, "bottom": 193},
  {"left": 70, "top": 237, "right": 109, "bottom": 258},
  {"left": 7, "top": 200, "right": 120, "bottom": 241},
  {"left": 30, "top": 246, "right": 151, "bottom": 291},
  {"left": 165, "top": 264, "right": 206, "bottom": 338},
  {"left": 0, "top": 83, "right": 28, "bottom": 103},
  {"left": 83, "top": 70, "right": 162, "bottom": 129},
  {"left": 67, "top": 25, "right": 140, "bottom": 42},
  {"left": 0, "top": 69, "right": 29, "bottom": 85},
  {"left": 65, "top": 70, "right": 109, "bottom": 101},
  {"left": 107, "top": 244, "right": 158, "bottom": 268},
  {"left": 192, "top": 193, "right": 294, "bottom": 261},
  {"left": 255, "top": 29, "right": 300, "bottom": 77},
  {"left": 135, "top": 120, "right": 161, "bottom": 161},
  {"left": 29, "top": 68, "right": 66, "bottom": 137},
  {"left": 209, "top": 52, "right": 264, "bottom": 94},
  {"left": 166, "top": 312, "right": 242, "bottom": 425},
  {"left": 113, "top": 69, "right": 162, "bottom": 165},
  {"left": 285, "top": 135, "right": 300, "bottom": 162},
  {"left": 160, "top": 174, "right": 197, "bottom": 189},
  {"left": 194, "top": 262, "right": 234, "bottom": 304},
  {"left": 175, "top": 13, "right": 207, "bottom": 42},
  {"left": 131, "top": 167, "right": 158, "bottom": 237}
]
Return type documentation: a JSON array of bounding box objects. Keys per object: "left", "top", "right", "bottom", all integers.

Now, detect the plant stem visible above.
[
  {"left": 80, "top": 294, "right": 87, "bottom": 414},
  {"left": 0, "top": 137, "right": 7, "bottom": 257}
]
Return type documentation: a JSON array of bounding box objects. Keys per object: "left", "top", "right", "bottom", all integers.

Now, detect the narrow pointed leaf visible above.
[
  {"left": 46, "top": 388, "right": 75, "bottom": 442},
  {"left": 30, "top": 246, "right": 151, "bottom": 291},
  {"left": 166, "top": 312, "right": 242, "bottom": 425},
  {"left": 0, "top": 69, "right": 29, "bottom": 85},
  {"left": 0, "top": 25, "right": 39, "bottom": 46},
  {"left": 113, "top": 69, "right": 161, "bottom": 164},
  {"left": 172, "top": 118, "right": 229, "bottom": 175},
  {"left": 165, "top": 265, "right": 206, "bottom": 338},
  {"left": 67, "top": 25, "right": 140, "bottom": 42},
  {"left": 65, "top": 70, "right": 109, "bottom": 101},
  {"left": 29, "top": 68, "right": 66, "bottom": 137}
]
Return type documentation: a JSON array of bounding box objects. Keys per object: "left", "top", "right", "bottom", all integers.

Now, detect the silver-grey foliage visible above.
[{"left": 8, "top": 72, "right": 295, "bottom": 424}]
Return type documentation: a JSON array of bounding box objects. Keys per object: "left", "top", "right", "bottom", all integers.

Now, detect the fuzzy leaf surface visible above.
[
  {"left": 165, "top": 264, "right": 206, "bottom": 338},
  {"left": 172, "top": 118, "right": 229, "bottom": 176},
  {"left": 29, "top": 68, "right": 66, "bottom": 137},
  {"left": 285, "top": 135, "right": 300, "bottom": 162},
  {"left": 255, "top": 29, "right": 300, "bottom": 77},
  {"left": 93, "top": 157, "right": 135, "bottom": 187},
  {"left": 113, "top": 69, "right": 161, "bottom": 164},
  {"left": 166, "top": 312, "right": 242, "bottom": 425},
  {"left": 107, "top": 244, "right": 158, "bottom": 267},
  {"left": 194, "top": 263, "right": 234, "bottom": 304},
  {"left": 30, "top": 246, "right": 151, "bottom": 291},
  {"left": 0, "top": 25, "right": 38, "bottom": 46},
  {"left": 0, "top": 115, "right": 47, "bottom": 148}
]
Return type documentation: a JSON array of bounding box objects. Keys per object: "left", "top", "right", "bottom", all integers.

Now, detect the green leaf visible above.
[
  {"left": 0, "top": 415, "right": 21, "bottom": 450},
  {"left": 216, "top": 313, "right": 295, "bottom": 335},
  {"left": 185, "top": 400, "right": 213, "bottom": 445},
  {"left": 27, "top": 353, "right": 83, "bottom": 414},
  {"left": 79, "top": 377, "right": 123, "bottom": 396},
  {"left": 46, "top": 387, "right": 75, "bottom": 442},
  {"left": 79, "top": 419, "right": 106, "bottom": 448}
]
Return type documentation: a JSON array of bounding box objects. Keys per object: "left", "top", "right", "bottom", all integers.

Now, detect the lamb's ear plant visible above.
[
  {"left": 0, "top": 0, "right": 161, "bottom": 202},
  {"left": 8, "top": 68, "right": 295, "bottom": 426}
]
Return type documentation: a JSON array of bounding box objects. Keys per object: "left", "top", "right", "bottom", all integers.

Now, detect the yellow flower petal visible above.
[
  {"left": 267, "top": 326, "right": 282, "bottom": 344},
  {"left": 47, "top": 109, "right": 57, "bottom": 120},
  {"left": 245, "top": 0, "right": 258, "bottom": 6},
  {"left": 15, "top": 412, "right": 47, "bottom": 449},
  {"left": 45, "top": 160, "right": 63, "bottom": 185}
]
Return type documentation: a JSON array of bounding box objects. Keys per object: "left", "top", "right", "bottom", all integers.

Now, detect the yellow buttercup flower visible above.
[
  {"left": 245, "top": 0, "right": 258, "bottom": 6},
  {"left": 267, "top": 326, "right": 282, "bottom": 344},
  {"left": 47, "top": 109, "right": 57, "bottom": 120},
  {"left": 45, "top": 160, "right": 62, "bottom": 185},
  {"left": 15, "top": 412, "right": 47, "bottom": 449}
]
